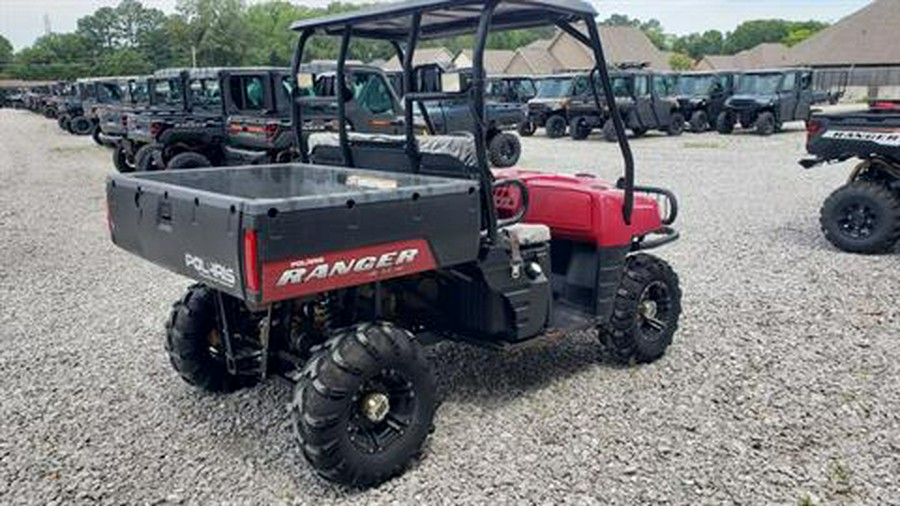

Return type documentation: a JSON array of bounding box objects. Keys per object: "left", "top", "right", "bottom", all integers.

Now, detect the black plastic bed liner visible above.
[{"left": 107, "top": 163, "right": 482, "bottom": 302}]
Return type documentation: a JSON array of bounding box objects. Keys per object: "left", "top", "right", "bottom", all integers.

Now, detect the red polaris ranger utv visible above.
[{"left": 107, "top": 0, "right": 682, "bottom": 488}]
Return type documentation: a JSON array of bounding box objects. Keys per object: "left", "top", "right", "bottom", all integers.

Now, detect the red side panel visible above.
[
  {"left": 261, "top": 239, "right": 437, "bottom": 302},
  {"left": 494, "top": 168, "right": 663, "bottom": 247}
]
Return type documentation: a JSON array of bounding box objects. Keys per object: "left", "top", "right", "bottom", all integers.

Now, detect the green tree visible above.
[
  {"left": 0, "top": 34, "right": 13, "bottom": 67},
  {"left": 723, "top": 19, "right": 827, "bottom": 54},
  {"left": 174, "top": 0, "right": 249, "bottom": 66},
  {"left": 673, "top": 30, "right": 724, "bottom": 60},
  {"left": 669, "top": 53, "right": 694, "bottom": 71}
]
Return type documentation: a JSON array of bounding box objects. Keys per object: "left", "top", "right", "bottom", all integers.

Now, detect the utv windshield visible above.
[
  {"left": 535, "top": 78, "right": 573, "bottom": 99},
  {"left": 678, "top": 75, "right": 716, "bottom": 96},
  {"left": 130, "top": 81, "right": 150, "bottom": 105},
  {"left": 610, "top": 76, "right": 632, "bottom": 98},
  {"left": 737, "top": 73, "right": 783, "bottom": 95}
]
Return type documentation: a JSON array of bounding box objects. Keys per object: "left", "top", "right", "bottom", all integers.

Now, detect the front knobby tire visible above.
[
  {"left": 292, "top": 322, "right": 436, "bottom": 488},
  {"left": 820, "top": 181, "right": 900, "bottom": 254},
  {"left": 600, "top": 254, "right": 682, "bottom": 364}
]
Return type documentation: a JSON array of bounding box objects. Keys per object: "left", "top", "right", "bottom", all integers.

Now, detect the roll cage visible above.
[{"left": 290, "top": 0, "right": 637, "bottom": 243}]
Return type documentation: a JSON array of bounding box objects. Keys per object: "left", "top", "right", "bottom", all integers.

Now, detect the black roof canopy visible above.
[{"left": 290, "top": 0, "right": 598, "bottom": 40}]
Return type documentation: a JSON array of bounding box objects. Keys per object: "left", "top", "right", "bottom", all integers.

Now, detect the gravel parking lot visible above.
[{"left": 1, "top": 109, "right": 898, "bottom": 505}]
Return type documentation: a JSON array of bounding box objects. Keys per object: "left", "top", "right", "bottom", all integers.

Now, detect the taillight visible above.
[
  {"left": 149, "top": 120, "right": 164, "bottom": 138},
  {"left": 806, "top": 119, "right": 824, "bottom": 143},
  {"left": 243, "top": 229, "right": 259, "bottom": 294},
  {"left": 872, "top": 101, "right": 900, "bottom": 112},
  {"left": 265, "top": 122, "right": 279, "bottom": 141}
]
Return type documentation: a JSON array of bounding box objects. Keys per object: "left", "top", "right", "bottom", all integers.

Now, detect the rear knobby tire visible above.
[
  {"left": 600, "top": 254, "right": 682, "bottom": 364},
  {"left": 292, "top": 322, "right": 436, "bottom": 488},
  {"left": 716, "top": 111, "right": 735, "bottom": 135},
  {"left": 820, "top": 181, "right": 900, "bottom": 254},
  {"left": 544, "top": 115, "right": 567, "bottom": 139},
  {"left": 70, "top": 116, "right": 93, "bottom": 136},
  {"left": 689, "top": 110, "right": 709, "bottom": 132},
  {"left": 165, "top": 284, "right": 256, "bottom": 393},
  {"left": 755, "top": 112, "right": 776, "bottom": 136},
  {"left": 135, "top": 145, "right": 161, "bottom": 172},
  {"left": 488, "top": 132, "right": 521, "bottom": 168},
  {"left": 517, "top": 121, "right": 536, "bottom": 137},
  {"left": 569, "top": 116, "right": 591, "bottom": 141},
  {"left": 667, "top": 113, "right": 685, "bottom": 137},
  {"left": 602, "top": 118, "right": 618, "bottom": 142},
  {"left": 112, "top": 143, "right": 135, "bottom": 173},
  {"left": 167, "top": 151, "right": 212, "bottom": 170}
]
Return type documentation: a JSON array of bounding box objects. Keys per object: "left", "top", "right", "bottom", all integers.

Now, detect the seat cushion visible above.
[{"left": 308, "top": 131, "right": 478, "bottom": 168}]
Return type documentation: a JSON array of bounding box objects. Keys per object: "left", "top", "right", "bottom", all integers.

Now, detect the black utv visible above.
[
  {"left": 567, "top": 70, "right": 684, "bottom": 141},
  {"left": 95, "top": 76, "right": 151, "bottom": 147},
  {"left": 58, "top": 78, "right": 124, "bottom": 137},
  {"left": 124, "top": 67, "right": 229, "bottom": 171},
  {"left": 521, "top": 73, "right": 579, "bottom": 138},
  {"left": 716, "top": 68, "right": 818, "bottom": 136},
  {"left": 674, "top": 71, "right": 737, "bottom": 132}
]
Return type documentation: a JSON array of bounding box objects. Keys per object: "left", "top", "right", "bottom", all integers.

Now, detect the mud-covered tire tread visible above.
[
  {"left": 820, "top": 181, "right": 900, "bottom": 254},
  {"left": 601, "top": 254, "right": 682, "bottom": 364},
  {"left": 165, "top": 284, "right": 249, "bottom": 393},
  {"left": 292, "top": 322, "right": 435, "bottom": 488}
]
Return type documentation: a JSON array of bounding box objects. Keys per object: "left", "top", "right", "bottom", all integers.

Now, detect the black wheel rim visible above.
[
  {"left": 637, "top": 280, "right": 673, "bottom": 342},
  {"left": 501, "top": 138, "right": 516, "bottom": 159},
  {"left": 837, "top": 201, "right": 878, "bottom": 239},
  {"left": 348, "top": 368, "right": 416, "bottom": 455}
]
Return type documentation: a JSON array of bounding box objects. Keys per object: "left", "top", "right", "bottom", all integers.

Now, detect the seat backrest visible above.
[{"left": 308, "top": 131, "right": 478, "bottom": 178}]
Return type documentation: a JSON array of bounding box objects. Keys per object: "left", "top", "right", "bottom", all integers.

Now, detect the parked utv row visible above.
[{"left": 522, "top": 67, "right": 829, "bottom": 140}]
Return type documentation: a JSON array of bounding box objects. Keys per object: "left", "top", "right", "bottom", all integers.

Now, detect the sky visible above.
[{"left": 0, "top": 0, "right": 873, "bottom": 50}]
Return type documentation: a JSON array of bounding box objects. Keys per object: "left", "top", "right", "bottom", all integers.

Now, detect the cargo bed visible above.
[{"left": 107, "top": 164, "right": 481, "bottom": 303}]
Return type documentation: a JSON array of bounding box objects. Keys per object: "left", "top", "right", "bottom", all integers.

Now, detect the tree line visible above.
[
  {"left": 0, "top": 1, "right": 829, "bottom": 81},
  {"left": 600, "top": 14, "right": 828, "bottom": 70}
]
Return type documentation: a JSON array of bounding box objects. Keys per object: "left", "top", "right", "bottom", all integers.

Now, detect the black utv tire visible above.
[
  {"left": 167, "top": 151, "right": 212, "bottom": 170},
  {"left": 755, "top": 112, "right": 776, "bottom": 136},
  {"left": 544, "top": 115, "right": 567, "bottom": 139},
  {"left": 488, "top": 132, "right": 521, "bottom": 168},
  {"left": 91, "top": 125, "right": 103, "bottom": 146},
  {"left": 135, "top": 144, "right": 162, "bottom": 172},
  {"left": 600, "top": 254, "right": 682, "bottom": 364},
  {"left": 667, "top": 113, "right": 685, "bottom": 136},
  {"left": 165, "top": 284, "right": 257, "bottom": 393},
  {"left": 517, "top": 121, "right": 536, "bottom": 137},
  {"left": 716, "top": 111, "right": 735, "bottom": 134},
  {"left": 292, "top": 322, "right": 436, "bottom": 488},
  {"left": 70, "top": 116, "right": 93, "bottom": 135},
  {"left": 112, "top": 143, "right": 135, "bottom": 173},
  {"left": 602, "top": 119, "right": 618, "bottom": 142},
  {"left": 689, "top": 110, "right": 709, "bottom": 132},
  {"left": 43, "top": 107, "right": 57, "bottom": 119},
  {"left": 58, "top": 115, "right": 70, "bottom": 132},
  {"left": 820, "top": 181, "right": 900, "bottom": 254},
  {"left": 569, "top": 116, "right": 592, "bottom": 140}
]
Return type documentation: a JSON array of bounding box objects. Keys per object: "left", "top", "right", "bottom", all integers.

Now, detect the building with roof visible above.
[
  {"left": 505, "top": 47, "right": 564, "bottom": 75},
  {"left": 695, "top": 43, "right": 791, "bottom": 71},
  {"left": 786, "top": 0, "right": 900, "bottom": 99},
  {"left": 382, "top": 47, "right": 455, "bottom": 72},
  {"left": 453, "top": 50, "right": 516, "bottom": 75}
]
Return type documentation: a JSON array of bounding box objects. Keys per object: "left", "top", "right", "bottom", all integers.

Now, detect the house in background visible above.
[
  {"left": 695, "top": 43, "right": 790, "bottom": 71},
  {"left": 786, "top": 0, "right": 900, "bottom": 100},
  {"left": 453, "top": 49, "right": 516, "bottom": 75},
  {"left": 382, "top": 47, "right": 455, "bottom": 72}
]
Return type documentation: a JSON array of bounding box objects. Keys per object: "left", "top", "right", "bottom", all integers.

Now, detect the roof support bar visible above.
[
  {"left": 290, "top": 29, "right": 311, "bottom": 163},
  {"left": 336, "top": 28, "right": 354, "bottom": 167},
  {"left": 473, "top": 0, "right": 501, "bottom": 244},
  {"left": 402, "top": 13, "right": 422, "bottom": 173},
  {"left": 583, "top": 18, "right": 635, "bottom": 224}
]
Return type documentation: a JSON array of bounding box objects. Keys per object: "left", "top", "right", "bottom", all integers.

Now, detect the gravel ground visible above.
[{"left": 1, "top": 109, "right": 898, "bottom": 505}]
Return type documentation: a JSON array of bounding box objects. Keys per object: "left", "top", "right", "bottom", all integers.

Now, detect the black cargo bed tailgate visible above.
[{"left": 107, "top": 163, "right": 481, "bottom": 303}]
